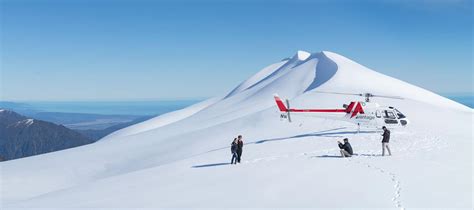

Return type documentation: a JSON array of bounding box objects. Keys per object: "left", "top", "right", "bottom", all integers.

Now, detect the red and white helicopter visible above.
[{"left": 274, "top": 92, "right": 409, "bottom": 129}]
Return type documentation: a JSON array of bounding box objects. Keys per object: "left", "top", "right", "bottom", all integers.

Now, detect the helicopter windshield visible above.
[
  {"left": 383, "top": 110, "right": 396, "bottom": 119},
  {"left": 394, "top": 108, "right": 406, "bottom": 119}
]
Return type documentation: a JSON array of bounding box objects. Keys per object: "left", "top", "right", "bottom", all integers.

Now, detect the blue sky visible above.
[{"left": 1, "top": 0, "right": 472, "bottom": 101}]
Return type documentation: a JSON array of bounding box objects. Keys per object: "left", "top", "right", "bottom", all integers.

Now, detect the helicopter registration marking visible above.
[{"left": 355, "top": 115, "right": 375, "bottom": 120}]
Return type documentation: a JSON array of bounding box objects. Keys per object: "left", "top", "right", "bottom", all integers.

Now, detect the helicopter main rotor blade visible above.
[
  {"left": 371, "top": 95, "right": 404, "bottom": 100},
  {"left": 314, "top": 91, "right": 363, "bottom": 96},
  {"left": 315, "top": 91, "right": 404, "bottom": 100}
]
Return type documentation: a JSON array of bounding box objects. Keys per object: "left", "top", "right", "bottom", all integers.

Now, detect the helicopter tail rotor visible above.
[{"left": 274, "top": 94, "right": 292, "bottom": 122}]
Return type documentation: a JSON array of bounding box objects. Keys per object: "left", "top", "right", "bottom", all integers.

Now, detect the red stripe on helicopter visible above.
[
  {"left": 351, "top": 102, "right": 365, "bottom": 118},
  {"left": 287, "top": 109, "right": 347, "bottom": 113},
  {"left": 346, "top": 102, "right": 355, "bottom": 113}
]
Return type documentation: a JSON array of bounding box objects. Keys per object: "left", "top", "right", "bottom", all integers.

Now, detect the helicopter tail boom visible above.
[{"left": 273, "top": 95, "right": 348, "bottom": 113}]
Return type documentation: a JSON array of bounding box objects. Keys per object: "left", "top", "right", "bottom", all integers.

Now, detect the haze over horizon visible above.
[{"left": 1, "top": 0, "right": 472, "bottom": 101}]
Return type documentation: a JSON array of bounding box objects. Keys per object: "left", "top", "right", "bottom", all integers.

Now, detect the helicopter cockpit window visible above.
[
  {"left": 394, "top": 109, "right": 406, "bottom": 119},
  {"left": 384, "top": 110, "right": 396, "bottom": 119}
]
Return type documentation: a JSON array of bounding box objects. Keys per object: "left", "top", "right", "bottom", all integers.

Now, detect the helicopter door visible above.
[
  {"left": 383, "top": 110, "right": 398, "bottom": 124},
  {"left": 371, "top": 110, "right": 383, "bottom": 127}
]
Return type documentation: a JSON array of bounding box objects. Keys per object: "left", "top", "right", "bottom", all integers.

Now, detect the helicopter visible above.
[{"left": 274, "top": 91, "right": 410, "bottom": 129}]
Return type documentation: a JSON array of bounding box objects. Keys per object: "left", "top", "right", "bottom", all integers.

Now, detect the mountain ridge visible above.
[
  {"left": 106, "top": 50, "right": 470, "bottom": 140},
  {"left": 0, "top": 110, "right": 95, "bottom": 161}
]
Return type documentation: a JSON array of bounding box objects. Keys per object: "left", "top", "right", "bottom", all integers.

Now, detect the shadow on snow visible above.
[
  {"left": 193, "top": 127, "right": 380, "bottom": 168},
  {"left": 192, "top": 162, "right": 231, "bottom": 168},
  {"left": 253, "top": 127, "right": 378, "bottom": 144},
  {"left": 313, "top": 153, "right": 383, "bottom": 158}
]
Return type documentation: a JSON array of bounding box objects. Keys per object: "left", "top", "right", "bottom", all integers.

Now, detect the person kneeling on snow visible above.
[{"left": 338, "top": 138, "right": 353, "bottom": 157}]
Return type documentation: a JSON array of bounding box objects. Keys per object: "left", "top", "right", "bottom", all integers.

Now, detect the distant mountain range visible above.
[
  {"left": 74, "top": 116, "right": 152, "bottom": 140},
  {"left": 30, "top": 112, "right": 142, "bottom": 130},
  {"left": 0, "top": 109, "right": 95, "bottom": 161},
  {"left": 0, "top": 109, "right": 154, "bottom": 161}
]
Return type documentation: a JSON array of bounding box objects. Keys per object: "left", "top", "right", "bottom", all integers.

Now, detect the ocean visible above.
[
  {"left": 445, "top": 95, "right": 473, "bottom": 109},
  {"left": 0, "top": 100, "right": 202, "bottom": 116}
]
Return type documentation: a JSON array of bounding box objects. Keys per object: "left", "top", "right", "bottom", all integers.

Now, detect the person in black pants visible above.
[
  {"left": 236, "top": 135, "right": 244, "bottom": 163},
  {"left": 338, "top": 138, "right": 353, "bottom": 157},
  {"left": 230, "top": 138, "right": 238, "bottom": 164}
]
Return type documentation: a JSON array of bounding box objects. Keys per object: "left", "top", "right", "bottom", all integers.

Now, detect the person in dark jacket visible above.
[
  {"left": 381, "top": 126, "right": 392, "bottom": 156},
  {"left": 230, "top": 138, "right": 238, "bottom": 164},
  {"left": 236, "top": 135, "right": 244, "bottom": 163},
  {"left": 338, "top": 138, "right": 353, "bottom": 157}
]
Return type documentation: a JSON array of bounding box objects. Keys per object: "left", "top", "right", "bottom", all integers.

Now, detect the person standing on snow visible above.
[
  {"left": 381, "top": 126, "right": 392, "bottom": 156},
  {"left": 236, "top": 135, "right": 244, "bottom": 163},
  {"left": 230, "top": 138, "right": 238, "bottom": 164},
  {"left": 338, "top": 138, "right": 353, "bottom": 157}
]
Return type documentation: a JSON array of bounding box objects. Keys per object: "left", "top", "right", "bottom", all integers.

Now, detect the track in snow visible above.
[
  {"left": 348, "top": 155, "right": 403, "bottom": 208},
  {"left": 236, "top": 149, "right": 404, "bottom": 208}
]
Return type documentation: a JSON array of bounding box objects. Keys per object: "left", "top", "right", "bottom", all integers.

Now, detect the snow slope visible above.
[{"left": 1, "top": 51, "right": 472, "bottom": 209}]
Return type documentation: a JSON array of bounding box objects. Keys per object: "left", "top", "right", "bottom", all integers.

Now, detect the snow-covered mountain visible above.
[
  {"left": 0, "top": 110, "right": 94, "bottom": 161},
  {"left": 2, "top": 51, "right": 472, "bottom": 208}
]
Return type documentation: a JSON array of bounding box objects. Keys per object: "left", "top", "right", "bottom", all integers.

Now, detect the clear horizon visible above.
[{"left": 1, "top": 0, "right": 472, "bottom": 101}]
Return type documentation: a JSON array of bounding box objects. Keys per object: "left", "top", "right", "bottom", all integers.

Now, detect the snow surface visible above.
[
  {"left": 1, "top": 51, "right": 472, "bottom": 209},
  {"left": 296, "top": 50, "right": 311, "bottom": 60},
  {"left": 103, "top": 97, "right": 221, "bottom": 140}
]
